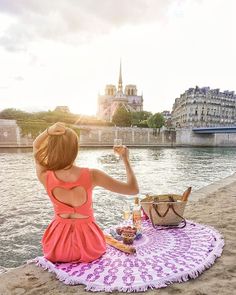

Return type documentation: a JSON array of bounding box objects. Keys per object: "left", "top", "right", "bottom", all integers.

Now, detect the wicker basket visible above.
[{"left": 141, "top": 188, "right": 191, "bottom": 228}]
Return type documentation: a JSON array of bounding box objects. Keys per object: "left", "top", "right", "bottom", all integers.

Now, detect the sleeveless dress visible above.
[{"left": 42, "top": 168, "right": 106, "bottom": 263}]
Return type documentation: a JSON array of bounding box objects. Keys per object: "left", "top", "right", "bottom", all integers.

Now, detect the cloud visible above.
[{"left": 0, "top": 0, "right": 175, "bottom": 51}]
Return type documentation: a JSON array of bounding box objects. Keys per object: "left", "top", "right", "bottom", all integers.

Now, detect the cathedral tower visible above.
[{"left": 97, "top": 62, "right": 143, "bottom": 121}]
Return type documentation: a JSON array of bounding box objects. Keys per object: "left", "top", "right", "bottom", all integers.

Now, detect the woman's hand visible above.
[
  {"left": 48, "top": 122, "right": 66, "bottom": 136},
  {"left": 92, "top": 145, "right": 139, "bottom": 195},
  {"left": 113, "top": 145, "right": 129, "bottom": 161}
]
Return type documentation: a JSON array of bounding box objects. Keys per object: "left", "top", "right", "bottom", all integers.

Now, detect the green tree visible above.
[
  {"left": 0, "top": 108, "right": 31, "bottom": 120},
  {"left": 131, "top": 111, "right": 152, "bottom": 127},
  {"left": 0, "top": 108, "right": 112, "bottom": 138},
  {"left": 137, "top": 119, "right": 149, "bottom": 128},
  {"left": 147, "top": 113, "right": 165, "bottom": 130},
  {"left": 112, "top": 105, "right": 132, "bottom": 127}
]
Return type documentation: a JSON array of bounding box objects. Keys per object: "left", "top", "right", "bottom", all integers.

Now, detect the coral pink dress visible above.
[{"left": 42, "top": 168, "right": 106, "bottom": 263}]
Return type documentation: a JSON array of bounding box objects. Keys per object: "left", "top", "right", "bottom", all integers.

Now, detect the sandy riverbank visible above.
[{"left": 0, "top": 174, "right": 236, "bottom": 295}]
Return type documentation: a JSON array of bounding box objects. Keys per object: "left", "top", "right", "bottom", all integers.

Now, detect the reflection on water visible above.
[
  {"left": 0, "top": 146, "right": 236, "bottom": 269},
  {"left": 0, "top": 147, "right": 32, "bottom": 154}
]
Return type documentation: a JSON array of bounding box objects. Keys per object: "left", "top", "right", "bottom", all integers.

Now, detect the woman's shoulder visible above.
[
  {"left": 74, "top": 166, "right": 90, "bottom": 173},
  {"left": 74, "top": 166, "right": 93, "bottom": 180}
]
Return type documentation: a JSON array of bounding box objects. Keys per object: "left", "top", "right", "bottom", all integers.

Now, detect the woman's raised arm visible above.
[{"left": 91, "top": 146, "right": 139, "bottom": 195}]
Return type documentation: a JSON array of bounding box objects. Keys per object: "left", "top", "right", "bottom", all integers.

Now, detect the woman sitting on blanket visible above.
[{"left": 33, "top": 122, "right": 139, "bottom": 263}]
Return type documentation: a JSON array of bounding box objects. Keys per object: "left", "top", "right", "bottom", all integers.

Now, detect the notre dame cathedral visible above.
[{"left": 97, "top": 62, "right": 143, "bottom": 121}]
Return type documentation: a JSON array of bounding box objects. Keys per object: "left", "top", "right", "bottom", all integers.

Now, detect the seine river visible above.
[{"left": 0, "top": 147, "right": 236, "bottom": 270}]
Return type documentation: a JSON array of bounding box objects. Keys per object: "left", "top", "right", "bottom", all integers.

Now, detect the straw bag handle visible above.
[{"left": 149, "top": 197, "right": 186, "bottom": 229}]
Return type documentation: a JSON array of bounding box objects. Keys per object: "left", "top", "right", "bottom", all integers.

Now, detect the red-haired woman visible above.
[{"left": 33, "top": 122, "right": 139, "bottom": 263}]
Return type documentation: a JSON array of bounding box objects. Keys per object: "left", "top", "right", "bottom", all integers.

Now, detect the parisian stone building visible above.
[
  {"left": 171, "top": 86, "right": 236, "bottom": 128},
  {"left": 97, "top": 63, "right": 143, "bottom": 121}
]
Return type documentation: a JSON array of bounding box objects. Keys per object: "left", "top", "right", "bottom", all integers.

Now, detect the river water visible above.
[{"left": 0, "top": 147, "right": 236, "bottom": 269}]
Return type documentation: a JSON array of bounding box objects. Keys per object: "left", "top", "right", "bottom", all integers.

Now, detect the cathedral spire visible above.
[{"left": 118, "top": 60, "right": 123, "bottom": 93}]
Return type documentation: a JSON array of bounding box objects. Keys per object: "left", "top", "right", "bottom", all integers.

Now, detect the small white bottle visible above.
[{"left": 132, "top": 197, "right": 142, "bottom": 231}]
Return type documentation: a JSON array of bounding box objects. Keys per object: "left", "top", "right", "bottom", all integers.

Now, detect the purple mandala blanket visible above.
[{"left": 31, "top": 220, "right": 224, "bottom": 292}]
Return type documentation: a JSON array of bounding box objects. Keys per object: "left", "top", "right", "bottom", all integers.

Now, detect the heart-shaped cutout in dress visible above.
[
  {"left": 52, "top": 186, "right": 89, "bottom": 219},
  {"left": 52, "top": 186, "right": 88, "bottom": 208}
]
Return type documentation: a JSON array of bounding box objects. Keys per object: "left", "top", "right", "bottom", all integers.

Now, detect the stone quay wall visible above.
[
  {"left": 79, "top": 126, "right": 175, "bottom": 146},
  {"left": 0, "top": 119, "right": 22, "bottom": 147},
  {"left": 176, "top": 128, "right": 236, "bottom": 147},
  {"left": 1, "top": 119, "right": 236, "bottom": 148},
  {"left": 0, "top": 120, "right": 176, "bottom": 147},
  {"left": 0, "top": 119, "right": 34, "bottom": 147}
]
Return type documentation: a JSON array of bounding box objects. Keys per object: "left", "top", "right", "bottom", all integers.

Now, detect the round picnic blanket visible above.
[{"left": 33, "top": 220, "right": 224, "bottom": 292}]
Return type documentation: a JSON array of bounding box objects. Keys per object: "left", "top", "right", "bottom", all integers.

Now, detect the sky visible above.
[{"left": 0, "top": 0, "right": 236, "bottom": 116}]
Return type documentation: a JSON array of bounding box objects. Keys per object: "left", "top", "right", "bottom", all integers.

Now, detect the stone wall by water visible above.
[
  {"left": 0, "top": 119, "right": 21, "bottom": 147},
  {"left": 1, "top": 120, "right": 236, "bottom": 147},
  {"left": 0, "top": 120, "right": 175, "bottom": 147},
  {"left": 0, "top": 119, "right": 33, "bottom": 147},
  {"left": 176, "top": 128, "right": 236, "bottom": 147},
  {"left": 79, "top": 126, "right": 175, "bottom": 146}
]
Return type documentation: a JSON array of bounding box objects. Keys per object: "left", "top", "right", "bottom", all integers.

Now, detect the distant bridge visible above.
[{"left": 192, "top": 126, "right": 236, "bottom": 134}]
